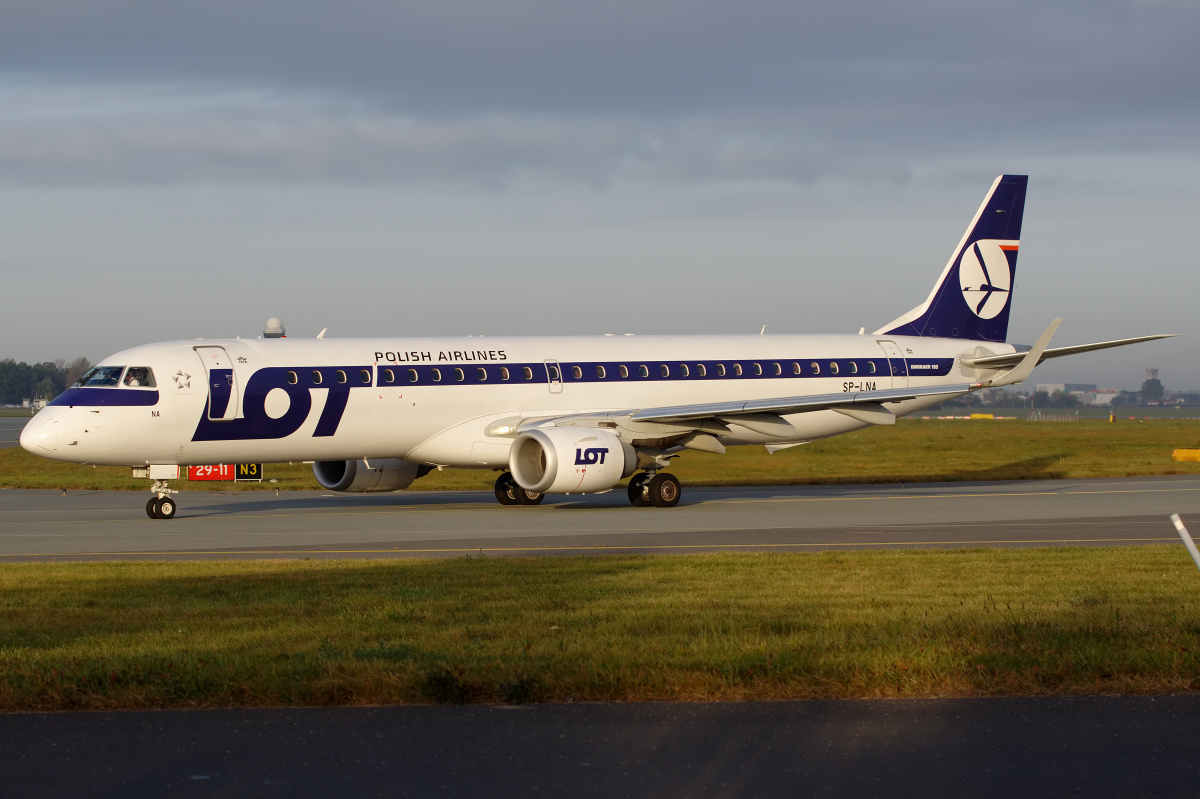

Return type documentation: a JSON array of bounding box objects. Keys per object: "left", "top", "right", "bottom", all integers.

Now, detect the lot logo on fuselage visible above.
[
  {"left": 575, "top": 447, "right": 609, "bottom": 465},
  {"left": 958, "top": 239, "right": 1017, "bottom": 319},
  {"left": 192, "top": 366, "right": 368, "bottom": 442}
]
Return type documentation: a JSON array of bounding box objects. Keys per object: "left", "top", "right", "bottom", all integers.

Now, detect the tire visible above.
[
  {"left": 157, "top": 497, "right": 177, "bottom": 519},
  {"left": 146, "top": 497, "right": 160, "bottom": 519},
  {"left": 514, "top": 487, "right": 545, "bottom": 505},
  {"left": 494, "top": 472, "right": 519, "bottom": 506},
  {"left": 647, "top": 473, "right": 681, "bottom": 508},
  {"left": 627, "top": 474, "right": 652, "bottom": 507}
]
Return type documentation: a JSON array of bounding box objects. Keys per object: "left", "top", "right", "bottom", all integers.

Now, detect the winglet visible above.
[{"left": 985, "top": 318, "right": 1061, "bottom": 386}]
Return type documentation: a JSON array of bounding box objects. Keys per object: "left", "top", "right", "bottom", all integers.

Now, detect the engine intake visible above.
[
  {"left": 313, "top": 459, "right": 426, "bottom": 493},
  {"left": 509, "top": 428, "right": 635, "bottom": 494}
]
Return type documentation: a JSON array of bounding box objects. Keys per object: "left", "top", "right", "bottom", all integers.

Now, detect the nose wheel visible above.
[
  {"left": 146, "top": 496, "right": 177, "bottom": 519},
  {"left": 145, "top": 479, "right": 179, "bottom": 519}
]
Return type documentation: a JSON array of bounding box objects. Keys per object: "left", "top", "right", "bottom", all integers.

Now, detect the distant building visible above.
[
  {"left": 1078, "top": 389, "right": 1119, "bottom": 406},
  {"left": 1035, "top": 383, "right": 1065, "bottom": 394}
]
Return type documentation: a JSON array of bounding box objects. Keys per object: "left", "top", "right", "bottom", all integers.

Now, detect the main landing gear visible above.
[
  {"left": 494, "top": 472, "right": 545, "bottom": 506},
  {"left": 491, "top": 471, "right": 682, "bottom": 507},
  {"left": 627, "top": 472, "right": 682, "bottom": 508},
  {"left": 146, "top": 480, "right": 178, "bottom": 519}
]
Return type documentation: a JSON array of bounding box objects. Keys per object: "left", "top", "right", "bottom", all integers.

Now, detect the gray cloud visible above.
[{"left": 0, "top": 1, "right": 1197, "bottom": 186}]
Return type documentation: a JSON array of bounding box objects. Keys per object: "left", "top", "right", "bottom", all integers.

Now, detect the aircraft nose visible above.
[{"left": 20, "top": 412, "right": 58, "bottom": 454}]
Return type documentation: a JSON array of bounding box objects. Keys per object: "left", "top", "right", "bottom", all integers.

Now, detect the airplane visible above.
[{"left": 20, "top": 175, "right": 1173, "bottom": 519}]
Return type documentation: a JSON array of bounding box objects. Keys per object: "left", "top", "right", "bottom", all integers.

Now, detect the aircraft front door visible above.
[
  {"left": 875, "top": 340, "right": 908, "bottom": 389},
  {"left": 195, "top": 346, "right": 239, "bottom": 421}
]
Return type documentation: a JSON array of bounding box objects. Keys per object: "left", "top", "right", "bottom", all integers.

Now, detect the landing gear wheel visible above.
[
  {"left": 494, "top": 472, "right": 519, "bottom": 506},
  {"left": 514, "top": 486, "right": 545, "bottom": 505},
  {"left": 627, "top": 473, "right": 652, "bottom": 507},
  {"left": 146, "top": 497, "right": 160, "bottom": 519},
  {"left": 647, "top": 473, "right": 682, "bottom": 508},
  {"left": 157, "top": 496, "right": 177, "bottom": 519}
]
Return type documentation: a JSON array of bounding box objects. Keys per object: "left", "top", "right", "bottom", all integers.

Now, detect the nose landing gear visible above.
[{"left": 146, "top": 480, "right": 178, "bottom": 519}]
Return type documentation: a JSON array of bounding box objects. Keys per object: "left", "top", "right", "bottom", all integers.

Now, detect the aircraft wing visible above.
[
  {"left": 960, "top": 334, "right": 1175, "bottom": 369},
  {"left": 630, "top": 383, "right": 978, "bottom": 428}
]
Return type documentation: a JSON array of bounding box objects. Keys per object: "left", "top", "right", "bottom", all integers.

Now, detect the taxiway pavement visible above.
[
  {"left": 4, "top": 697, "right": 1200, "bottom": 797},
  {"left": 0, "top": 416, "right": 28, "bottom": 449},
  {"left": 1, "top": 475, "right": 1196, "bottom": 560}
]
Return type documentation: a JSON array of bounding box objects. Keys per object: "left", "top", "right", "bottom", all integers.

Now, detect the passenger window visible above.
[
  {"left": 453, "top": 368, "right": 465, "bottom": 382},
  {"left": 523, "top": 366, "right": 533, "bottom": 380},
  {"left": 596, "top": 365, "right": 606, "bottom": 379},
  {"left": 311, "top": 370, "right": 323, "bottom": 384},
  {"left": 772, "top": 363, "right": 781, "bottom": 376},
  {"left": 619, "top": 365, "right": 629, "bottom": 378},
  {"left": 849, "top": 362, "right": 858, "bottom": 374},
  {"left": 477, "top": 367, "right": 487, "bottom": 381},
  {"left": 407, "top": 369, "right": 417, "bottom": 383},
  {"left": 572, "top": 365, "right": 583, "bottom": 379},
  {"left": 360, "top": 369, "right": 371, "bottom": 384},
  {"left": 500, "top": 367, "right": 510, "bottom": 380},
  {"left": 697, "top": 364, "right": 707, "bottom": 377},
  {"left": 716, "top": 364, "right": 726, "bottom": 377},
  {"left": 638, "top": 365, "right": 649, "bottom": 378},
  {"left": 867, "top": 361, "right": 876, "bottom": 374},
  {"left": 336, "top": 370, "right": 347, "bottom": 384},
  {"left": 810, "top": 362, "right": 820, "bottom": 375},
  {"left": 431, "top": 368, "right": 442, "bottom": 382},
  {"left": 733, "top": 363, "right": 743, "bottom": 376},
  {"left": 122, "top": 367, "right": 156, "bottom": 387},
  {"left": 830, "top": 362, "right": 839, "bottom": 375},
  {"left": 752, "top": 363, "right": 762, "bottom": 376},
  {"left": 80, "top": 366, "right": 124, "bottom": 387},
  {"left": 287, "top": 371, "right": 298, "bottom": 385},
  {"left": 381, "top": 369, "right": 394, "bottom": 384},
  {"left": 548, "top": 365, "right": 560, "bottom": 381},
  {"left": 659, "top": 365, "right": 670, "bottom": 377},
  {"left": 680, "top": 364, "right": 690, "bottom": 377},
  {"left": 792, "top": 362, "right": 801, "bottom": 375}
]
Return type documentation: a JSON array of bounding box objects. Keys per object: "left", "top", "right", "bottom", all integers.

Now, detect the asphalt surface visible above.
[
  {"left": 1, "top": 476, "right": 1196, "bottom": 560},
  {"left": 4, "top": 697, "right": 1200, "bottom": 797},
  {"left": 5, "top": 475, "right": 1200, "bottom": 794},
  {"left": 0, "top": 416, "right": 28, "bottom": 448}
]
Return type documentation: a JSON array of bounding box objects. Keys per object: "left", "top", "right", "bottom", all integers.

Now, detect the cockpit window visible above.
[
  {"left": 76, "top": 366, "right": 124, "bottom": 387},
  {"left": 123, "top": 367, "right": 156, "bottom": 388}
]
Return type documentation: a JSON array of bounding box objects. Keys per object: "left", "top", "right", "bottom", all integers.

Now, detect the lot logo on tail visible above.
[{"left": 958, "top": 239, "right": 1018, "bottom": 320}]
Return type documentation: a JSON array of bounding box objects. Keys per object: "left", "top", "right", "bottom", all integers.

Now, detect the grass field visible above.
[
  {"left": 4, "top": 418, "right": 1200, "bottom": 492},
  {"left": 2, "top": 547, "right": 1199, "bottom": 710}
]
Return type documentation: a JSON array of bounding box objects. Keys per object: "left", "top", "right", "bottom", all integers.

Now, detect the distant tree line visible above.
[{"left": 0, "top": 358, "right": 91, "bottom": 405}]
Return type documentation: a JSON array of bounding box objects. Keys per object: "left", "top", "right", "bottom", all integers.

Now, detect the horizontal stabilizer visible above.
[
  {"left": 978, "top": 318, "right": 1060, "bottom": 387},
  {"left": 961, "top": 333, "right": 1177, "bottom": 369}
]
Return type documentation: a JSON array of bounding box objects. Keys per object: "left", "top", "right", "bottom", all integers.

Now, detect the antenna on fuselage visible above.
[{"left": 264, "top": 317, "right": 286, "bottom": 338}]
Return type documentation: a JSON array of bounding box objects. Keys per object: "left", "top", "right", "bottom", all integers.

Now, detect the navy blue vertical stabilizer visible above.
[{"left": 878, "top": 175, "right": 1027, "bottom": 342}]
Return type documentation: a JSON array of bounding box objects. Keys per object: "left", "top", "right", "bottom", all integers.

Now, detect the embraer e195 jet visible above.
[{"left": 21, "top": 176, "right": 1173, "bottom": 518}]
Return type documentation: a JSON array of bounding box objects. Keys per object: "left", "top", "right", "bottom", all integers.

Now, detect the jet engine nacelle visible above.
[
  {"left": 312, "top": 458, "right": 424, "bottom": 493},
  {"left": 509, "top": 427, "right": 636, "bottom": 494}
]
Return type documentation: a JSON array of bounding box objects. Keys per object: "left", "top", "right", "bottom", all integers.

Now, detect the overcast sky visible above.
[{"left": 1, "top": 0, "right": 1196, "bottom": 390}]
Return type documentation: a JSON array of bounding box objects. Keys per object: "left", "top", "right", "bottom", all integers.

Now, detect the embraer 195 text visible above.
[{"left": 21, "top": 176, "right": 1174, "bottom": 518}]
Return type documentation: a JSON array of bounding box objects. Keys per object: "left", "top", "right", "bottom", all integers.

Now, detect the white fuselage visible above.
[{"left": 23, "top": 332, "right": 1009, "bottom": 469}]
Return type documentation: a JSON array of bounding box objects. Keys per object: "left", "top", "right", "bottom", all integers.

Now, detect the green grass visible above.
[
  {"left": 4, "top": 418, "right": 1200, "bottom": 491},
  {"left": 2, "top": 548, "right": 1199, "bottom": 710}
]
